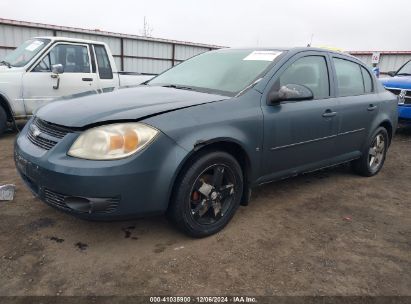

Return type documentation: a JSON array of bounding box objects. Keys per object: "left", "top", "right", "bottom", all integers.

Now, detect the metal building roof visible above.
[
  {"left": 349, "top": 50, "right": 411, "bottom": 55},
  {"left": 0, "top": 18, "right": 223, "bottom": 49}
]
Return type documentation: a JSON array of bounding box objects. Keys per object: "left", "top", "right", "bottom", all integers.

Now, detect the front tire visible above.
[
  {"left": 167, "top": 151, "right": 243, "bottom": 237},
  {"left": 352, "top": 127, "right": 389, "bottom": 177}
]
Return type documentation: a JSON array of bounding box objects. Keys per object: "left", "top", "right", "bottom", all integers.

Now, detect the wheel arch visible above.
[
  {"left": 378, "top": 120, "right": 393, "bottom": 145},
  {"left": 0, "top": 93, "right": 14, "bottom": 122},
  {"left": 167, "top": 138, "right": 253, "bottom": 210}
]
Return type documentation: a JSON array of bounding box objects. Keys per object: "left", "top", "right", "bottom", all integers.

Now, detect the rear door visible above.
[
  {"left": 331, "top": 56, "right": 379, "bottom": 155},
  {"left": 261, "top": 51, "right": 340, "bottom": 178},
  {"left": 22, "top": 42, "right": 98, "bottom": 114}
]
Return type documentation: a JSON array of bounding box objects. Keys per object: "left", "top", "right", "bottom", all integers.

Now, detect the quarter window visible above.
[
  {"left": 333, "top": 58, "right": 364, "bottom": 96},
  {"left": 361, "top": 66, "right": 373, "bottom": 93},
  {"left": 33, "top": 44, "right": 90, "bottom": 73},
  {"left": 276, "top": 56, "right": 330, "bottom": 99}
]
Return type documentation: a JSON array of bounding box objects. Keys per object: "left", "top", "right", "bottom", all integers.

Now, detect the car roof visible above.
[
  {"left": 33, "top": 36, "right": 106, "bottom": 45},
  {"left": 213, "top": 46, "right": 360, "bottom": 60}
]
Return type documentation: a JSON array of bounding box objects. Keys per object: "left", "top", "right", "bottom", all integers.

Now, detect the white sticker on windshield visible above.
[
  {"left": 25, "top": 41, "right": 44, "bottom": 52},
  {"left": 243, "top": 51, "right": 282, "bottom": 61}
]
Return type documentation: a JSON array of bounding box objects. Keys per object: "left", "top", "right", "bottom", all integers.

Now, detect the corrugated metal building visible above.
[
  {"left": 0, "top": 18, "right": 221, "bottom": 74},
  {"left": 349, "top": 51, "right": 411, "bottom": 74}
]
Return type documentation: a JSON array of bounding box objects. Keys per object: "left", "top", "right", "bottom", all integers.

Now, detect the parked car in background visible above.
[
  {"left": 380, "top": 59, "right": 411, "bottom": 126},
  {"left": 0, "top": 37, "right": 155, "bottom": 135},
  {"left": 15, "top": 47, "right": 398, "bottom": 237}
]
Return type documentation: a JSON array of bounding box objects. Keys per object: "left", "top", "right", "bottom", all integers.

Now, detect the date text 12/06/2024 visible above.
[{"left": 149, "top": 296, "right": 257, "bottom": 303}]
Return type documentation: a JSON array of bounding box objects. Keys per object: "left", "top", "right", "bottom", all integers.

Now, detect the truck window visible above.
[
  {"left": 33, "top": 44, "right": 90, "bottom": 73},
  {"left": 94, "top": 45, "right": 113, "bottom": 79},
  {"left": 33, "top": 53, "right": 52, "bottom": 72},
  {"left": 333, "top": 58, "right": 364, "bottom": 96}
]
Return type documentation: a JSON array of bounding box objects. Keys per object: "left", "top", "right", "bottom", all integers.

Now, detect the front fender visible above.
[
  {"left": 143, "top": 89, "right": 264, "bottom": 183},
  {"left": 0, "top": 70, "right": 24, "bottom": 117}
]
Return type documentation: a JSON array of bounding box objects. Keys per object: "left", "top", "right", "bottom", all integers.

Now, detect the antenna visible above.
[{"left": 307, "top": 34, "right": 314, "bottom": 47}]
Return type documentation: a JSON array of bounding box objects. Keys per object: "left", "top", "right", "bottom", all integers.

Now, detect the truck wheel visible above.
[
  {"left": 167, "top": 151, "right": 243, "bottom": 237},
  {"left": 0, "top": 106, "right": 7, "bottom": 136},
  {"left": 352, "top": 127, "right": 388, "bottom": 177}
]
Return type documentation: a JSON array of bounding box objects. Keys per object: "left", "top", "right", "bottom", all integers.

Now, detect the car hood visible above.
[
  {"left": 380, "top": 76, "right": 411, "bottom": 89},
  {"left": 36, "top": 86, "right": 229, "bottom": 128},
  {"left": 0, "top": 65, "right": 25, "bottom": 72}
]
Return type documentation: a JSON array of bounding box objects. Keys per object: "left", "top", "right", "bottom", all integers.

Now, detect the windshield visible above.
[
  {"left": 3, "top": 38, "right": 50, "bottom": 67},
  {"left": 396, "top": 60, "right": 411, "bottom": 76},
  {"left": 148, "top": 49, "right": 283, "bottom": 96}
]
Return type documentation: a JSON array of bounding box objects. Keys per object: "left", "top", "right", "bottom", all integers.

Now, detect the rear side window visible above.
[
  {"left": 333, "top": 58, "right": 364, "bottom": 96},
  {"left": 94, "top": 45, "right": 113, "bottom": 79},
  {"left": 277, "top": 55, "right": 330, "bottom": 99},
  {"left": 361, "top": 66, "right": 373, "bottom": 93}
]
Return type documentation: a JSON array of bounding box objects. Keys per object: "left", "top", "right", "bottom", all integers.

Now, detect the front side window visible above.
[
  {"left": 275, "top": 55, "right": 330, "bottom": 99},
  {"left": 34, "top": 44, "right": 90, "bottom": 73},
  {"left": 94, "top": 45, "right": 113, "bottom": 79},
  {"left": 3, "top": 38, "right": 50, "bottom": 67},
  {"left": 333, "top": 58, "right": 364, "bottom": 97},
  {"left": 149, "top": 49, "right": 282, "bottom": 96},
  {"left": 33, "top": 53, "right": 52, "bottom": 72}
]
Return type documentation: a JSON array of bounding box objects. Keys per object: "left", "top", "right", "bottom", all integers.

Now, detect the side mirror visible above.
[
  {"left": 51, "top": 64, "right": 64, "bottom": 74},
  {"left": 268, "top": 84, "right": 314, "bottom": 105},
  {"left": 387, "top": 71, "right": 396, "bottom": 77}
]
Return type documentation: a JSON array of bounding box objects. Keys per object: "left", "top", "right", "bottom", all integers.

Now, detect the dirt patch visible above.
[{"left": 0, "top": 128, "right": 410, "bottom": 296}]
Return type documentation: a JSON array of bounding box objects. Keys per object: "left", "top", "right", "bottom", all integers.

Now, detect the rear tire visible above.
[
  {"left": 167, "top": 151, "right": 243, "bottom": 238},
  {"left": 352, "top": 127, "right": 388, "bottom": 177},
  {"left": 0, "top": 106, "right": 7, "bottom": 136}
]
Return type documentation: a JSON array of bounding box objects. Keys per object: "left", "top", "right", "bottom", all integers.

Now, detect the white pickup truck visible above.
[{"left": 0, "top": 36, "right": 155, "bottom": 135}]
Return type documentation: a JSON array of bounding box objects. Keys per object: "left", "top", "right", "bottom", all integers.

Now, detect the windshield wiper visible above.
[
  {"left": 161, "top": 84, "right": 194, "bottom": 91},
  {"left": 396, "top": 73, "right": 411, "bottom": 76},
  {"left": 0, "top": 60, "right": 12, "bottom": 68}
]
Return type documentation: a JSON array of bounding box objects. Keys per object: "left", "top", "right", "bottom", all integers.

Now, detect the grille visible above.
[
  {"left": 386, "top": 88, "right": 411, "bottom": 105},
  {"left": 43, "top": 188, "right": 71, "bottom": 211},
  {"left": 27, "top": 117, "right": 71, "bottom": 150},
  {"left": 32, "top": 117, "right": 70, "bottom": 139},
  {"left": 27, "top": 130, "right": 57, "bottom": 150},
  {"left": 42, "top": 188, "right": 119, "bottom": 214}
]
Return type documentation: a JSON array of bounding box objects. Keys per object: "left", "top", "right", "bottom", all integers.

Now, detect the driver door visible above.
[
  {"left": 22, "top": 42, "right": 98, "bottom": 115},
  {"left": 261, "top": 52, "right": 339, "bottom": 178}
]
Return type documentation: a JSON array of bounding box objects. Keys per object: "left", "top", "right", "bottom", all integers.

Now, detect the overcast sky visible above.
[{"left": 1, "top": 0, "right": 410, "bottom": 51}]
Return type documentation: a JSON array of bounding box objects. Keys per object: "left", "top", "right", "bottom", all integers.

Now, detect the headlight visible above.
[{"left": 68, "top": 123, "right": 159, "bottom": 160}]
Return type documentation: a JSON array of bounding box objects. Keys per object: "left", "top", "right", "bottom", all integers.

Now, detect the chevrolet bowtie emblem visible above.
[{"left": 30, "top": 124, "right": 41, "bottom": 138}]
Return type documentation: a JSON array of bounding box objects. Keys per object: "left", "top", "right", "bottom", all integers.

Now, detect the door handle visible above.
[
  {"left": 51, "top": 74, "right": 60, "bottom": 90},
  {"left": 322, "top": 110, "right": 337, "bottom": 118},
  {"left": 367, "top": 104, "right": 377, "bottom": 111},
  {"left": 82, "top": 78, "right": 93, "bottom": 82}
]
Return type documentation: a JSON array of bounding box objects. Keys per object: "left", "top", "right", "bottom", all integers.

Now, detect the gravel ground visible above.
[{"left": 0, "top": 128, "right": 410, "bottom": 296}]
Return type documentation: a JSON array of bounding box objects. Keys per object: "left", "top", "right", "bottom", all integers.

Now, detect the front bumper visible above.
[
  {"left": 398, "top": 104, "right": 411, "bottom": 124},
  {"left": 14, "top": 121, "right": 188, "bottom": 220}
]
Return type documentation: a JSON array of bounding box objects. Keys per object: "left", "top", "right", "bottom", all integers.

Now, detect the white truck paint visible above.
[{"left": 0, "top": 37, "right": 155, "bottom": 134}]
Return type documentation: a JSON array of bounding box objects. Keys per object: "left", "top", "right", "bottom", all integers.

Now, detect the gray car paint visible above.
[
  {"left": 15, "top": 47, "right": 398, "bottom": 219},
  {"left": 35, "top": 86, "right": 230, "bottom": 128}
]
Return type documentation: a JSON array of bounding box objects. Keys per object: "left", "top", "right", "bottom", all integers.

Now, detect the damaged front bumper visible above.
[{"left": 14, "top": 121, "right": 187, "bottom": 220}]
